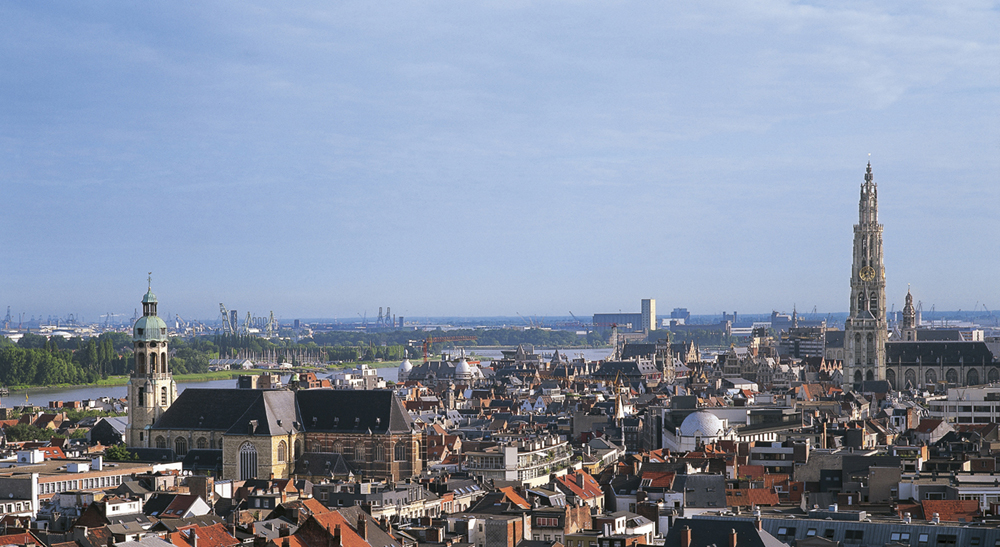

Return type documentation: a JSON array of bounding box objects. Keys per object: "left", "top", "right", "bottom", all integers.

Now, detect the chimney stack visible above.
[
  {"left": 576, "top": 473, "right": 585, "bottom": 488},
  {"left": 334, "top": 524, "right": 342, "bottom": 547},
  {"left": 190, "top": 529, "right": 198, "bottom": 547},
  {"left": 357, "top": 513, "right": 368, "bottom": 540},
  {"left": 729, "top": 529, "right": 737, "bottom": 547},
  {"left": 681, "top": 526, "right": 692, "bottom": 547}
]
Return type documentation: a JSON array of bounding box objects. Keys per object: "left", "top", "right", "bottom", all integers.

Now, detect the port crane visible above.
[
  {"left": 421, "top": 335, "right": 478, "bottom": 363},
  {"left": 220, "top": 303, "right": 236, "bottom": 335}
]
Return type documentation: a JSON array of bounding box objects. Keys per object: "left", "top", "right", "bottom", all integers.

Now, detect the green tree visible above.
[{"left": 105, "top": 444, "right": 137, "bottom": 461}]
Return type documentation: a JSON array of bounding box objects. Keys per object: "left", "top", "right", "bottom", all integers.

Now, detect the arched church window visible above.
[
  {"left": 989, "top": 369, "right": 999, "bottom": 383},
  {"left": 278, "top": 441, "right": 287, "bottom": 463},
  {"left": 150, "top": 353, "right": 157, "bottom": 367},
  {"left": 854, "top": 370, "right": 863, "bottom": 384},
  {"left": 395, "top": 442, "right": 406, "bottom": 461},
  {"left": 155, "top": 436, "right": 166, "bottom": 449},
  {"left": 905, "top": 369, "right": 917, "bottom": 388},
  {"left": 857, "top": 293, "right": 865, "bottom": 312},
  {"left": 197, "top": 437, "right": 207, "bottom": 449},
  {"left": 175, "top": 437, "right": 187, "bottom": 456},
  {"left": 355, "top": 444, "right": 365, "bottom": 461},
  {"left": 869, "top": 292, "right": 877, "bottom": 313},
  {"left": 967, "top": 369, "right": 980, "bottom": 386},
  {"left": 161, "top": 352, "right": 167, "bottom": 372},
  {"left": 374, "top": 443, "right": 385, "bottom": 461},
  {"left": 332, "top": 441, "right": 343, "bottom": 454},
  {"left": 239, "top": 442, "right": 258, "bottom": 481},
  {"left": 161, "top": 386, "right": 167, "bottom": 406},
  {"left": 137, "top": 352, "right": 146, "bottom": 371},
  {"left": 925, "top": 369, "right": 937, "bottom": 386},
  {"left": 866, "top": 370, "right": 874, "bottom": 382},
  {"left": 866, "top": 333, "right": 874, "bottom": 356},
  {"left": 886, "top": 369, "right": 896, "bottom": 388},
  {"left": 946, "top": 369, "right": 958, "bottom": 385}
]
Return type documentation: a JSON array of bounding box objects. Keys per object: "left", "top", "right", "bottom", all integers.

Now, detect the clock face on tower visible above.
[{"left": 859, "top": 266, "right": 876, "bottom": 281}]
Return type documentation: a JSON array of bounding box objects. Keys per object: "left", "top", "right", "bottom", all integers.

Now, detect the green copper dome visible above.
[
  {"left": 142, "top": 289, "right": 157, "bottom": 304},
  {"left": 133, "top": 314, "right": 168, "bottom": 341}
]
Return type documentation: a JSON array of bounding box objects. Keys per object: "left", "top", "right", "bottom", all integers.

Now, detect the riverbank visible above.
[{"left": 8, "top": 360, "right": 405, "bottom": 394}]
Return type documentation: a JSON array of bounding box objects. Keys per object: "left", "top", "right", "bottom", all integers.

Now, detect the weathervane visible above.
[{"left": 148, "top": 272, "right": 152, "bottom": 289}]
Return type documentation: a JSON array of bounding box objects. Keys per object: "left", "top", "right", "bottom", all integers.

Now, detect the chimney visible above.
[
  {"left": 190, "top": 529, "right": 198, "bottom": 547},
  {"left": 754, "top": 513, "right": 762, "bottom": 531},
  {"left": 681, "top": 526, "right": 691, "bottom": 547},
  {"left": 576, "top": 473, "right": 585, "bottom": 488},
  {"left": 334, "top": 524, "right": 342, "bottom": 547},
  {"left": 357, "top": 513, "right": 368, "bottom": 540},
  {"left": 729, "top": 529, "right": 737, "bottom": 547}
]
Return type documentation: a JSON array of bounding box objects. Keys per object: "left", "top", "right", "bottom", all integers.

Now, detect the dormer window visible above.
[{"left": 136, "top": 328, "right": 144, "bottom": 336}]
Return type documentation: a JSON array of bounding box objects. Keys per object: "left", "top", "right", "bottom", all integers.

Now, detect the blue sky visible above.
[{"left": 2, "top": 1, "right": 997, "bottom": 322}]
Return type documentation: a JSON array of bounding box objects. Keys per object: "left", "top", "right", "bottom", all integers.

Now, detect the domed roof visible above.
[
  {"left": 133, "top": 315, "right": 168, "bottom": 342},
  {"left": 399, "top": 359, "right": 413, "bottom": 372},
  {"left": 679, "top": 410, "right": 725, "bottom": 437},
  {"left": 141, "top": 289, "right": 157, "bottom": 304},
  {"left": 455, "top": 358, "right": 471, "bottom": 376}
]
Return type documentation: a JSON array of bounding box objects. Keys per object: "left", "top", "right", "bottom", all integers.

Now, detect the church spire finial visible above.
[{"left": 148, "top": 272, "right": 152, "bottom": 290}]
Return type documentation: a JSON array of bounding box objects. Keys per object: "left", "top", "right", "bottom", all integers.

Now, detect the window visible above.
[
  {"left": 278, "top": 440, "right": 287, "bottom": 462},
  {"left": 807, "top": 529, "right": 817, "bottom": 537},
  {"left": 155, "top": 436, "right": 166, "bottom": 449},
  {"left": 971, "top": 538, "right": 981, "bottom": 547},
  {"left": 845, "top": 530, "right": 864, "bottom": 543},
  {"left": 197, "top": 437, "right": 207, "bottom": 449},
  {"left": 395, "top": 442, "right": 406, "bottom": 461},
  {"left": 240, "top": 442, "right": 258, "bottom": 480},
  {"left": 175, "top": 437, "right": 187, "bottom": 456},
  {"left": 918, "top": 534, "right": 929, "bottom": 546},
  {"left": 938, "top": 535, "right": 957, "bottom": 547},
  {"left": 824, "top": 530, "right": 835, "bottom": 539}
]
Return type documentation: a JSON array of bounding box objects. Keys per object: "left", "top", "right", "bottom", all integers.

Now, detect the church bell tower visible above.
[
  {"left": 844, "top": 162, "right": 888, "bottom": 388},
  {"left": 126, "top": 278, "right": 178, "bottom": 447}
]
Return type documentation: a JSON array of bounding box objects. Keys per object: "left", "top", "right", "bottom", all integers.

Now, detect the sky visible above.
[{"left": 1, "top": 1, "right": 997, "bottom": 322}]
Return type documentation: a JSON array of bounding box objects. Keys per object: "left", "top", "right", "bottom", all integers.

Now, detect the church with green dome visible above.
[{"left": 125, "top": 280, "right": 178, "bottom": 447}]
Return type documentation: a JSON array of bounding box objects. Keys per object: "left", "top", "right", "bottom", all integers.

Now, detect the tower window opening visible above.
[{"left": 161, "top": 386, "right": 167, "bottom": 406}]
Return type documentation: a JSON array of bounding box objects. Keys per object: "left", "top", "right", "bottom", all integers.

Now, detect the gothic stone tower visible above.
[
  {"left": 126, "top": 282, "right": 178, "bottom": 447},
  {"left": 901, "top": 288, "right": 917, "bottom": 342},
  {"left": 844, "top": 162, "right": 888, "bottom": 388}
]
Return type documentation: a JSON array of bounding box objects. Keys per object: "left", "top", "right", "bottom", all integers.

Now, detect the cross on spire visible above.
[{"left": 148, "top": 272, "right": 152, "bottom": 289}]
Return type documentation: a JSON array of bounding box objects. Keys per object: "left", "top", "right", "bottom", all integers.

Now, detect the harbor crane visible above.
[{"left": 220, "top": 303, "right": 236, "bottom": 335}]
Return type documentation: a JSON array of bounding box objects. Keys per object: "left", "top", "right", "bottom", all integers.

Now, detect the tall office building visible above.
[{"left": 641, "top": 298, "right": 656, "bottom": 332}]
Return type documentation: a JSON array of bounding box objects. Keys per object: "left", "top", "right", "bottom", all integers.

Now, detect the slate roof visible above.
[
  {"left": 672, "top": 475, "right": 727, "bottom": 509},
  {"left": 663, "top": 518, "right": 785, "bottom": 547},
  {"left": 296, "top": 389, "right": 412, "bottom": 434},
  {"left": 152, "top": 389, "right": 298, "bottom": 436},
  {"left": 182, "top": 449, "right": 224, "bottom": 475},
  {"left": 336, "top": 506, "right": 402, "bottom": 547},
  {"left": 885, "top": 341, "right": 996, "bottom": 366},
  {"left": 295, "top": 452, "right": 354, "bottom": 478}
]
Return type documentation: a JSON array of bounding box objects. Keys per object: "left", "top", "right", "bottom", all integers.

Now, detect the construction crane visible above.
[
  {"left": 3, "top": 307, "right": 11, "bottom": 330},
  {"left": 243, "top": 311, "right": 253, "bottom": 334},
  {"left": 220, "top": 303, "right": 236, "bottom": 335},
  {"left": 422, "top": 335, "right": 478, "bottom": 363}
]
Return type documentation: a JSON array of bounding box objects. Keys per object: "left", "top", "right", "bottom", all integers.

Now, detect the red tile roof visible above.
[
  {"left": 921, "top": 500, "right": 979, "bottom": 523},
  {"left": 166, "top": 524, "right": 239, "bottom": 547},
  {"left": 726, "top": 488, "right": 780, "bottom": 508},
  {"left": 553, "top": 470, "right": 603, "bottom": 500},
  {"left": 498, "top": 486, "right": 532, "bottom": 509}
]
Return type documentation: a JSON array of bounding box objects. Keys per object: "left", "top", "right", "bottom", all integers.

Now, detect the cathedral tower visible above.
[
  {"left": 126, "top": 280, "right": 178, "bottom": 447},
  {"left": 901, "top": 287, "right": 917, "bottom": 342},
  {"left": 844, "top": 162, "right": 888, "bottom": 388}
]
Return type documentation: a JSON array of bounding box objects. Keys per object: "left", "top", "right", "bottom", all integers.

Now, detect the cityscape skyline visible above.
[{"left": 2, "top": 2, "right": 997, "bottom": 320}]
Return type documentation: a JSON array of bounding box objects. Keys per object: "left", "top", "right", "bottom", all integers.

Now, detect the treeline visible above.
[{"left": 0, "top": 331, "right": 132, "bottom": 386}]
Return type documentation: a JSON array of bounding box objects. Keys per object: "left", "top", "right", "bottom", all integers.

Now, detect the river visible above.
[{"left": 12, "top": 348, "right": 613, "bottom": 406}]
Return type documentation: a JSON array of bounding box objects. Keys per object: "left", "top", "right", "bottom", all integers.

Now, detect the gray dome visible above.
[
  {"left": 399, "top": 359, "right": 413, "bottom": 373},
  {"left": 679, "top": 410, "right": 725, "bottom": 437},
  {"left": 455, "top": 358, "right": 471, "bottom": 376}
]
